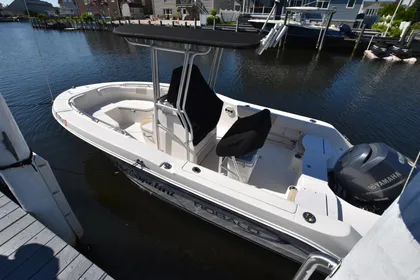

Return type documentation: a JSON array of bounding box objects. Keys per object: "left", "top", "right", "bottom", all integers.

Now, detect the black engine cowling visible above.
[{"left": 332, "top": 143, "right": 417, "bottom": 214}]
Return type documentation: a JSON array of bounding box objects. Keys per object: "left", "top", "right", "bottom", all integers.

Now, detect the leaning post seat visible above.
[
  {"left": 157, "top": 64, "right": 223, "bottom": 163},
  {"left": 216, "top": 109, "right": 272, "bottom": 183}
]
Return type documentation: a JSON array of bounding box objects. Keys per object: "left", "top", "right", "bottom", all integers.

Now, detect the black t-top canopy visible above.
[{"left": 114, "top": 25, "right": 263, "bottom": 49}]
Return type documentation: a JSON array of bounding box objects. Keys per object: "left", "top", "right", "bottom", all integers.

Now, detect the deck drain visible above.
[{"left": 192, "top": 167, "right": 201, "bottom": 173}]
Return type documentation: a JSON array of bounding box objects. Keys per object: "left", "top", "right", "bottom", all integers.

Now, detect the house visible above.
[
  {"left": 75, "top": 0, "right": 122, "bottom": 18},
  {"left": 402, "top": 0, "right": 415, "bottom": 7},
  {"left": 152, "top": 0, "right": 235, "bottom": 19},
  {"left": 3, "top": 0, "right": 56, "bottom": 16},
  {"left": 59, "top": 0, "right": 79, "bottom": 16},
  {"left": 248, "top": 0, "right": 364, "bottom": 27},
  {"left": 75, "top": 0, "right": 152, "bottom": 18},
  {"left": 120, "top": 0, "right": 153, "bottom": 18},
  {"left": 357, "top": 0, "right": 382, "bottom": 28}
]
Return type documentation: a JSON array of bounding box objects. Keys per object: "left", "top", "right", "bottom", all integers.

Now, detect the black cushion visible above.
[
  {"left": 216, "top": 109, "right": 272, "bottom": 157},
  {"left": 167, "top": 64, "right": 223, "bottom": 146}
]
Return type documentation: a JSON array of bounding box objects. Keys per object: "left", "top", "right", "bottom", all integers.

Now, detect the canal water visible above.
[{"left": 1, "top": 22, "right": 419, "bottom": 279}]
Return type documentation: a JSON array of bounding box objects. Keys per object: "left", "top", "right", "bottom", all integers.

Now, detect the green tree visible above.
[
  {"left": 54, "top": 7, "right": 60, "bottom": 16},
  {"left": 37, "top": 14, "right": 48, "bottom": 20},
  {"left": 210, "top": 9, "right": 217, "bottom": 16},
  {"left": 379, "top": 2, "right": 417, "bottom": 21},
  {"left": 81, "top": 12, "right": 93, "bottom": 22}
]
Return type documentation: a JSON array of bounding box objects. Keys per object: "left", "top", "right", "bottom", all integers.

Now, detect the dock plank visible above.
[
  {"left": 30, "top": 245, "right": 79, "bottom": 280},
  {"left": 0, "top": 208, "right": 27, "bottom": 232},
  {"left": 0, "top": 196, "right": 11, "bottom": 208},
  {"left": 0, "top": 227, "right": 55, "bottom": 278},
  {"left": 57, "top": 254, "right": 93, "bottom": 280},
  {"left": 0, "top": 220, "right": 45, "bottom": 256},
  {"left": 0, "top": 191, "right": 113, "bottom": 280},
  {"left": 5, "top": 236, "right": 67, "bottom": 280},
  {"left": 79, "top": 264, "right": 106, "bottom": 280},
  {"left": 0, "top": 202, "right": 19, "bottom": 220},
  {"left": 0, "top": 214, "right": 35, "bottom": 246}
]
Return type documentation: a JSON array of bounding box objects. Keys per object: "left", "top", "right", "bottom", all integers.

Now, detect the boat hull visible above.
[{"left": 111, "top": 157, "right": 314, "bottom": 263}]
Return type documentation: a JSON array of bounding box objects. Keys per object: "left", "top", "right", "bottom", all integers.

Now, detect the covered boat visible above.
[{"left": 53, "top": 25, "right": 415, "bottom": 264}]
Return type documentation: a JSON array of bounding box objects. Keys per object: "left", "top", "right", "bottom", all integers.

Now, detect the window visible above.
[
  {"left": 316, "top": 0, "right": 329, "bottom": 9},
  {"left": 163, "top": 9, "right": 172, "bottom": 14},
  {"left": 347, "top": 0, "right": 356, "bottom": 8}
]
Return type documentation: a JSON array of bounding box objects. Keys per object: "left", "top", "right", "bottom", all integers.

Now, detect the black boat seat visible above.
[{"left": 216, "top": 109, "right": 272, "bottom": 157}]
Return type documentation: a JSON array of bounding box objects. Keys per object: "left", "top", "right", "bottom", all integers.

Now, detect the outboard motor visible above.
[
  {"left": 339, "top": 24, "right": 356, "bottom": 38},
  {"left": 332, "top": 143, "right": 417, "bottom": 214}
]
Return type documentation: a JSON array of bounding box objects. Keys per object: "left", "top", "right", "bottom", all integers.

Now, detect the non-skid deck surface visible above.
[
  {"left": 248, "top": 140, "right": 300, "bottom": 195},
  {"left": 0, "top": 191, "right": 113, "bottom": 280}
]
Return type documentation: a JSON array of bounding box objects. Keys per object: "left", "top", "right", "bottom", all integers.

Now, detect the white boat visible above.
[{"left": 52, "top": 25, "right": 414, "bottom": 263}]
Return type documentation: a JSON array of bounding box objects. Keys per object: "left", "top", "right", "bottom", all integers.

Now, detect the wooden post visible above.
[
  {"left": 213, "top": 16, "right": 216, "bottom": 30},
  {"left": 185, "top": 21, "right": 187, "bottom": 27},
  {"left": 194, "top": 17, "right": 197, "bottom": 29},
  {"left": 172, "top": 21, "right": 175, "bottom": 27},
  {"left": 235, "top": 19, "right": 239, "bottom": 32},
  {"left": 160, "top": 20, "right": 162, "bottom": 26},
  {"left": 149, "top": 20, "right": 151, "bottom": 25},
  {"left": 262, "top": 6, "right": 265, "bottom": 14},
  {"left": 318, "top": 11, "right": 334, "bottom": 52},
  {"left": 352, "top": 23, "right": 366, "bottom": 55}
]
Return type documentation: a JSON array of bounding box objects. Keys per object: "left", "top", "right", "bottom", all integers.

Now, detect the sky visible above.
[{"left": 1, "top": 0, "right": 57, "bottom": 6}]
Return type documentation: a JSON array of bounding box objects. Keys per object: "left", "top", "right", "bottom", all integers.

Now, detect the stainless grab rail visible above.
[{"left": 292, "top": 252, "right": 340, "bottom": 280}]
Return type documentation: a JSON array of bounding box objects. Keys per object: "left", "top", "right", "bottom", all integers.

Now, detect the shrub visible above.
[
  {"left": 388, "top": 28, "right": 402, "bottom": 37},
  {"left": 206, "top": 15, "right": 220, "bottom": 25},
  {"left": 210, "top": 9, "right": 217, "bottom": 16},
  {"left": 81, "top": 12, "right": 93, "bottom": 22},
  {"left": 37, "top": 14, "right": 48, "bottom": 20}
]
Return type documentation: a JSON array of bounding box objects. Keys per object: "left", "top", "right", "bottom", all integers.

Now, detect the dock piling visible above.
[
  {"left": 353, "top": 24, "right": 366, "bottom": 55},
  {"left": 317, "top": 10, "right": 334, "bottom": 52}
]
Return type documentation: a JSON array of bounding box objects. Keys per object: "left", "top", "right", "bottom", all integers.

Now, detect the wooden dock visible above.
[{"left": 0, "top": 191, "right": 113, "bottom": 280}]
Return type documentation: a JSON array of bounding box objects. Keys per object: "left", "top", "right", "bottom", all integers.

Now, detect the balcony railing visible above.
[{"left": 176, "top": 0, "right": 193, "bottom": 7}]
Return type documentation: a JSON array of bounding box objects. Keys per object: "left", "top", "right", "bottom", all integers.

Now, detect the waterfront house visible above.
[
  {"left": 3, "top": 0, "right": 56, "bottom": 16},
  {"left": 75, "top": 0, "right": 122, "bottom": 18},
  {"left": 75, "top": 0, "right": 152, "bottom": 18},
  {"left": 59, "top": 0, "right": 79, "bottom": 16},
  {"left": 287, "top": 0, "right": 364, "bottom": 27},
  {"left": 152, "top": 0, "right": 235, "bottom": 19},
  {"left": 357, "top": 0, "right": 382, "bottom": 28}
]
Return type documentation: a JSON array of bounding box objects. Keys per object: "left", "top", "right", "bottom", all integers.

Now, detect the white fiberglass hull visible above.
[
  {"left": 113, "top": 157, "right": 311, "bottom": 263},
  {"left": 53, "top": 81, "right": 379, "bottom": 264}
]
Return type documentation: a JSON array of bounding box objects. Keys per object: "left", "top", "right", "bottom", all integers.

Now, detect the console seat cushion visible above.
[{"left": 216, "top": 109, "right": 272, "bottom": 157}]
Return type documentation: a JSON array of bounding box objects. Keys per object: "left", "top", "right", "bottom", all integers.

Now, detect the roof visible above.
[
  {"left": 113, "top": 25, "right": 263, "bottom": 49},
  {"left": 285, "top": 6, "right": 333, "bottom": 13},
  {"left": 362, "top": 2, "right": 382, "bottom": 9}
]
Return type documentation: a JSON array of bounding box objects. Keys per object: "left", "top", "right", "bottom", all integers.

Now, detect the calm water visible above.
[{"left": 1, "top": 22, "right": 419, "bottom": 279}]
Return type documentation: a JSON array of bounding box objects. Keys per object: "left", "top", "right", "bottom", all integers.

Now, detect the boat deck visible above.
[
  {"left": 0, "top": 191, "right": 113, "bottom": 280},
  {"left": 201, "top": 139, "right": 300, "bottom": 197}
]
